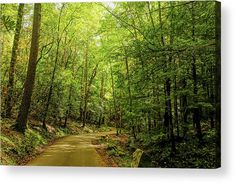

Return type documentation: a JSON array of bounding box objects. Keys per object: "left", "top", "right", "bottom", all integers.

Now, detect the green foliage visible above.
[
  {"left": 107, "top": 140, "right": 125, "bottom": 157},
  {"left": 1, "top": 15, "right": 15, "bottom": 31},
  {"left": 16, "top": 129, "right": 47, "bottom": 156},
  {"left": 135, "top": 122, "right": 217, "bottom": 168},
  {"left": 0, "top": 135, "right": 15, "bottom": 147},
  {"left": 99, "top": 137, "right": 132, "bottom": 167},
  {"left": 55, "top": 127, "right": 68, "bottom": 137},
  {"left": 98, "top": 125, "right": 112, "bottom": 132},
  {"left": 0, "top": 127, "right": 49, "bottom": 164},
  {"left": 1, "top": 1, "right": 219, "bottom": 168}
]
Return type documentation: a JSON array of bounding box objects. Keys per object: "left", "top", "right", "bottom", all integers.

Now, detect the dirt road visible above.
[{"left": 27, "top": 131, "right": 114, "bottom": 167}]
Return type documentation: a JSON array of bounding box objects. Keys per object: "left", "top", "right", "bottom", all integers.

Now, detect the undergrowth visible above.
[
  {"left": 98, "top": 134, "right": 132, "bottom": 167},
  {"left": 135, "top": 121, "right": 217, "bottom": 168}
]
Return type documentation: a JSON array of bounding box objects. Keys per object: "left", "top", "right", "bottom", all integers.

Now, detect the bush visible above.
[{"left": 15, "top": 129, "right": 47, "bottom": 157}]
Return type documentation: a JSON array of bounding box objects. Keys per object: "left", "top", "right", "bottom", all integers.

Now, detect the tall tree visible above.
[
  {"left": 98, "top": 73, "right": 105, "bottom": 128},
  {"left": 5, "top": 3, "right": 24, "bottom": 118},
  {"left": 15, "top": 3, "right": 41, "bottom": 133},
  {"left": 110, "top": 62, "right": 118, "bottom": 134},
  {"left": 191, "top": 2, "right": 203, "bottom": 143},
  {"left": 82, "top": 44, "right": 89, "bottom": 127},
  {"left": 42, "top": 4, "right": 65, "bottom": 129}
]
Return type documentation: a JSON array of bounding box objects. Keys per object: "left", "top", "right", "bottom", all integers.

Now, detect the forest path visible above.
[{"left": 27, "top": 129, "right": 116, "bottom": 167}]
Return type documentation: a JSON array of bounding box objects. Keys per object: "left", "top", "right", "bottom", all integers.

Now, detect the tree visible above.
[
  {"left": 191, "top": 2, "right": 203, "bottom": 144},
  {"left": 15, "top": 3, "right": 41, "bottom": 133},
  {"left": 41, "top": 4, "right": 65, "bottom": 129},
  {"left": 5, "top": 3, "right": 24, "bottom": 118}
]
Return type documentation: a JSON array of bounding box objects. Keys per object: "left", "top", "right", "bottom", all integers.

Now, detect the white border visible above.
[{"left": 1, "top": 0, "right": 235, "bottom": 183}]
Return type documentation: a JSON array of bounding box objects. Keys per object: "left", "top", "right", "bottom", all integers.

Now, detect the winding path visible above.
[{"left": 27, "top": 131, "right": 114, "bottom": 167}]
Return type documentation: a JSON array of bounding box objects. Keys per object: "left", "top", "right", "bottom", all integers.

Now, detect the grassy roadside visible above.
[
  {"left": 0, "top": 117, "right": 95, "bottom": 165},
  {"left": 95, "top": 133, "right": 133, "bottom": 167}
]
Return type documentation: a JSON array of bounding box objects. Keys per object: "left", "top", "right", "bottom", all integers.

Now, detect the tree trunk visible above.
[
  {"left": 79, "top": 63, "right": 84, "bottom": 122},
  {"left": 42, "top": 5, "right": 64, "bottom": 129},
  {"left": 166, "top": 3, "right": 176, "bottom": 153},
  {"left": 5, "top": 4, "right": 24, "bottom": 118},
  {"left": 174, "top": 74, "right": 179, "bottom": 138},
  {"left": 192, "top": 56, "right": 202, "bottom": 142},
  {"left": 191, "top": 3, "right": 203, "bottom": 143},
  {"left": 166, "top": 75, "right": 176, "bottom": 153},
  {"left": 124, "top": 47, "right": 136, "bottom": 139},
  {"left": 159, "top": 2, "right": 169, "bottom": 137},
  {"left": 15, "top": 3, "right": 41, "bottom": 133},
  {"left": 98, "top": 73, "right": 105, "bottom": 128},
  {"left": 82, "top": 55, "right": 98, "bottom": 127},
  {"left": 181, "top": 78, "right": 188, "bottom": 138},
  {"left": 82, "top": 45, "right": 88, "bottom": 127},
  {"left": 63, "top": 85, "right": 72, "bottom": 128},
  {"left": 110, "top": 63, "right": 118, "bottom": 134}
]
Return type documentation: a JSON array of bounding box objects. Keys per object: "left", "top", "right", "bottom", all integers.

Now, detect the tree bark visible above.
[
  {"left": 124, "top": 46, "right": 136, "bottom": 139},
  {"left": 110, "top": 63, "right": 118, "bottom": 134},
  {"left": 166, "top": 76, "right": 176, "bottom": 153},
  {"left": 82, "top": 50, "right": 98, "bottom": 127},
  {"left": 42, "top": 5, "right": 64, "bottom": 129},
  {"left": 82, "top": 45, "right": 88, "bottom": 127},
  {"left": 191, "top": 2, "right": 203, "bottom": 143},
  {"left": 163, "top": 2, "right": 176, "bottom": 153},
  {"left": 98, "top": 73, "right": 105, "bottom": 128},
  {"left": 63, "top": 85, "right": 72, "bottom": 128},
  {"left": 15, "top": 3, "right": 41, "bottom": 133},
  {"left": 82, "top": 61, "right": 98, "bottom": 127},
  {"left": 174, "top": 74, "right": 179, "bottom": 138},
  {"left": 5, "top": 4, "right": 24, "bottom": 118},
  {"left": 181, "top": 78, "right": 188, "bottom": 138}
]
